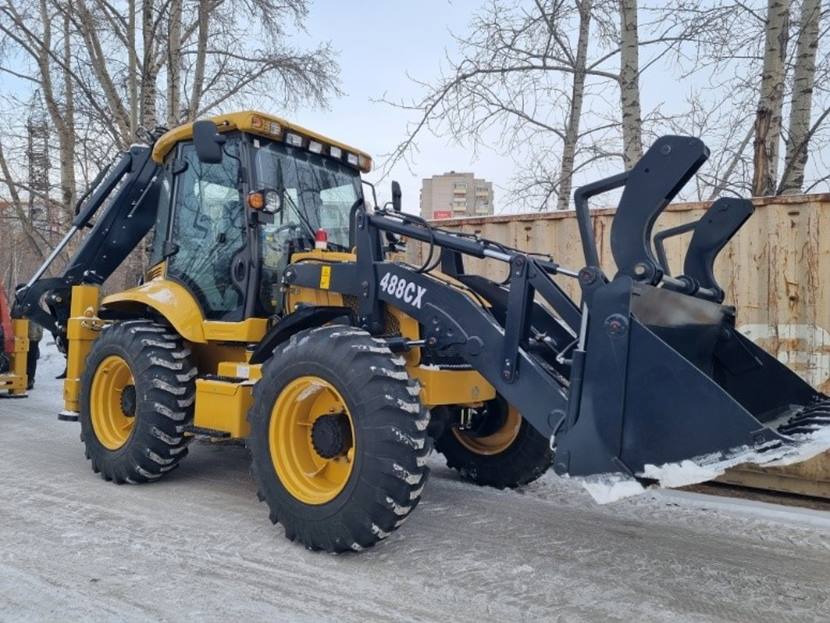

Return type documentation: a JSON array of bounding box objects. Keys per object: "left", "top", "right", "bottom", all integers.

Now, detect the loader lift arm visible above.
[{"left": 287, "top": 237, "right": 575, "bottom": 439}]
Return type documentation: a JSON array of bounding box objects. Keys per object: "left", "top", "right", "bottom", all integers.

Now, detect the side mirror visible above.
[
  {"left": 391, "top": 180, "right": 402, "bottom": 212},
  {"left": 193, "top": 120, "right": 226, "bottom": 164}
]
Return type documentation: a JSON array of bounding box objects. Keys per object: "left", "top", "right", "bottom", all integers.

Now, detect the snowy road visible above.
[{"left": 2, "top": 348, "right": 830, "bottom": 622}]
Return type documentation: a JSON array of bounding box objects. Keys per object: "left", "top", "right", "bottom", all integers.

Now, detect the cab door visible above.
[{"left": 166, "top": 139, "right": 250, "bottom": 321}]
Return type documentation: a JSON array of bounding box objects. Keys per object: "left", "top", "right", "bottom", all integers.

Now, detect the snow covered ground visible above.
[{"left": 1, "top": 342, "right": 830, "bottom": 622}]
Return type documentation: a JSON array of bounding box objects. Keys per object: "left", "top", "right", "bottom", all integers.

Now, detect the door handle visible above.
[{"left": 233, "top": 258, "right": 246, "bottom": 282}]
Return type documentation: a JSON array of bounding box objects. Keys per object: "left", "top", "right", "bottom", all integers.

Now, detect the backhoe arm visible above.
[{"left": 13, "top": 143, "right": 162, "bottom": 348}]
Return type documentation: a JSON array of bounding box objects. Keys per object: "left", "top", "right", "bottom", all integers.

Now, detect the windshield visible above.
[
  {"left": 252, "top": 140, "right": 362, "bottom": 315},
  {"left": 253, "top": 141, "right": 361, "bottom": 251}
]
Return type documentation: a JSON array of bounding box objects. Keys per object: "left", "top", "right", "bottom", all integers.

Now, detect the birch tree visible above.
[
  {"left": 166, "top": 0, "right": 183, "bottom": 127},
  {"left": 778, "top": 0, "right": 822, "bottom": 194},
  {"left": 619, "top": 0, "right": 642, "bottom": 168},
  {"left": 643, "top": 0, "right": 830, "bottom": 200},
  {"left": 752, "top": 0, "right": 792, "bottom": 196}
]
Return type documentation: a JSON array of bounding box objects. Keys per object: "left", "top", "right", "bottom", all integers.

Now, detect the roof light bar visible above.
[
  {"left": 286, "top": 132, "right": 304, "bottom": 147},
  {"left": 247, "top": 113, "right": 371, "bottom": 171}
]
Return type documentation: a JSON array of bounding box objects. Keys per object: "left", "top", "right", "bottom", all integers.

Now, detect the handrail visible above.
[{"left": 573, "top": 172, "right": 628, "bottom": 269}]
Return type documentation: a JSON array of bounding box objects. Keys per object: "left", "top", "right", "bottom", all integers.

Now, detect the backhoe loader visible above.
[{"left": 7, "top": 111, "right": 830, "bottom": 552}]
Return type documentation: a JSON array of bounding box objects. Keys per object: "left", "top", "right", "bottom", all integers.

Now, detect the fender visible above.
[
  {"left": 101, "top": 279, "right": 207, "bottom": 343},
  {"left": 248, "top": 306, "right": 353, "bottom": 364}
]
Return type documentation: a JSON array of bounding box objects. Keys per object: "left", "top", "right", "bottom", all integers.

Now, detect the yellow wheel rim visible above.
[
  {"left": 90, "top": 355, "right": 136, "bottom": 451},
  {"left": 452, "top": 406, "right": 522, "bottom": 456},
  {"left": 269, "top": 376, "right": 356, "bottom": 505}
]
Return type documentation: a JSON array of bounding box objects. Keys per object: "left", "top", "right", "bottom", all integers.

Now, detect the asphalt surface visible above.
[{"left": 2, "top": 363, "right": 830, "bottom": 622}]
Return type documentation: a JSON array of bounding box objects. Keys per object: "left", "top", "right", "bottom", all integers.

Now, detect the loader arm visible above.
[{"left": 287, "top": 254, "right": 573, "bottom": 439}]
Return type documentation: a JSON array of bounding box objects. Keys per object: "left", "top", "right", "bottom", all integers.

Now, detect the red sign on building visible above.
[{"left": 433, "top": 210, "right": 452, "bottom": 220}]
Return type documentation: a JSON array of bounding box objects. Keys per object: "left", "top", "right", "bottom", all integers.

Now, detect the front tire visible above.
[
  {"left": 435, "top": 399, "right": 553, "bottom": 489},
  {"left": 79, "top": 320, "right": 196, "bottom": 483},
  {"left": 248, "top": 325, "right": 430, "bottom": 553}
]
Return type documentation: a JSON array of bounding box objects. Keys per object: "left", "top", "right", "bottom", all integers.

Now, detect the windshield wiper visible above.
[
  {"left": 280, "top": 191, "right": 317, "bottom": 241},
  {"left": 281, "top": 191, "right": 352, "bottom": 252}
]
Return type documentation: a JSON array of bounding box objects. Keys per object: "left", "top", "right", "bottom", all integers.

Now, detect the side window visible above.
[{"left": 168, "top": 141, "right": 246, "bottom": 320}]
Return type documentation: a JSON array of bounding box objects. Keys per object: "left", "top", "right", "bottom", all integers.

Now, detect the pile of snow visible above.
[
  {"left": 575, "top": 426, "right": 830, "bottom": 504},
  {"left": 32, "top": 340, "right": 65, "bottom": 391},
  {"left": 578, "top": 474, "right": 646, "bottom": 504}
]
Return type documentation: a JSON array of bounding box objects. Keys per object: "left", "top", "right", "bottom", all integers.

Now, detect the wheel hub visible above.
[
  {"left": 310, "top": 413, "right": 352, "bottom": 459},
  {"left": 90, "top": 355, "right": 136, "bottom": 451},
  {"left": 452, "top": 401, "right": 523, "bottom": 456},
  {"left": 270, "top": 375, "right": 356, "bottom": 505},
  {"left": 460, "top": 399, "right": 508, "bottom": 437},
  {"left": 120, "top": 385, "right": 136, "bottom": 417}
]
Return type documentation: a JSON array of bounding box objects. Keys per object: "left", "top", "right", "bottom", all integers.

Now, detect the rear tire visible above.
[
  {"left": 248, "top": 325, "right": 430, "bottom": 553},
  {"left": 435, "top": 399, "right": 553, "bottom": 489},
  {"left": 79, "top": 320, "right": 196, "bottom": 483}
]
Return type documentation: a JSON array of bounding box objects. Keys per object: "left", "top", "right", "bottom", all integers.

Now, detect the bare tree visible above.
[
  {"left": 778, "top": 0, "right": 822, "bottom": 194},
  {"left": 643, "top": 0, "right": 830, "bottom": 200},
  {"left": 166, "top": 0, "right": 184, "bottom": 127},
  {"left": 752, "top": 0, "right": 792, "bottom": 196},
  {"left": 381, "top": 0, "right": 654, "bottom": 211},
  {"left": 642, "top": 2, "right": 765, "bottom": 200},
  {"left": 619, "top": 0, "right": 642, "bottom": 168},
  {"left": 127, "top": 0, "right": 138, "bottom": 136},
  {"left": 559, "top": 0, "right": 594, "bottom": 210},
  {"left": 0, "top": 0, "right": 341, "bottom": 287},
  {"left": 188, "top": 0, "right": 210, "bottom": 118}
]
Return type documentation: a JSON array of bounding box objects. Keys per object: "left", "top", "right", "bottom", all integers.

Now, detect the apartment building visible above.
[{"left": 420, "top": 172, "right": 494, "bottom": 220}]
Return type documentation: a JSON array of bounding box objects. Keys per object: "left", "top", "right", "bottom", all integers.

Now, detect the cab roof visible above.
[{"left": 151, "top": 110, "right": 372, "bottom": 172}]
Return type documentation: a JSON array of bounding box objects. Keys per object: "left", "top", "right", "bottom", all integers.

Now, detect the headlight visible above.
[{"left": 264, "top": 190, "right": 282, "bottom": 213}]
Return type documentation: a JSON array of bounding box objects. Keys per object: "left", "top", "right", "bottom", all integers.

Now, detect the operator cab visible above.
[{"left": 148, "top": 111, "right": 370, "bottom": 322}]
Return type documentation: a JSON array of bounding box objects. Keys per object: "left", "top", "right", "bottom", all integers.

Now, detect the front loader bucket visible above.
[
  {"left": 554, "top": 135, "right": 830, "bottom": 494},
  {"left": 554, "top": 277, "right": 828, "bottom": 487}
]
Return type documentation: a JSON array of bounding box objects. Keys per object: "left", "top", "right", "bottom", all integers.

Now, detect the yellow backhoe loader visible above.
[{"left": 7, "top": 111, "right": 830, "bottom": 552}]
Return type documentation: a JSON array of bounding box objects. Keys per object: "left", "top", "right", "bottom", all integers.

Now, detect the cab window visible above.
[
  {"left": 167, "top": 141, "right": 246, "bottom": 320},
  {"left": 253, "top": 142, "right": 361, "bottom": 314}
]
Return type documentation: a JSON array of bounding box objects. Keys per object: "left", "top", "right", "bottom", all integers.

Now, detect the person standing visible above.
[{"left": 26, "top": 319, "right": 42, "bottom": 390}]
